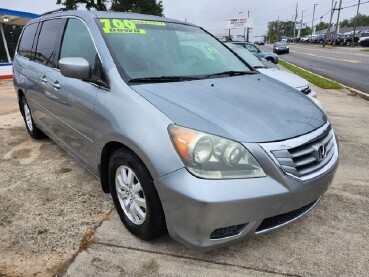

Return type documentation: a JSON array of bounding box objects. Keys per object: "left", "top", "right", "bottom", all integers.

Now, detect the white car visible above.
[{"left": 228, "top": 45, "right": 321, "bottom": 107}]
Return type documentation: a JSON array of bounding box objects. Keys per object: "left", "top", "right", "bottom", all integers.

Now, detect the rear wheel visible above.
[
  {"left": 109, "top": 148, "right": 166, "bottom": 240},
  {"left": 21, "top": 97, "right": 46, "bottom": 139}
]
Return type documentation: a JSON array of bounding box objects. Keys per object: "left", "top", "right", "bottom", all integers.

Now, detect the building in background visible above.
[{"left": 0, "top": 8, "right": 38, "bottom": 79}]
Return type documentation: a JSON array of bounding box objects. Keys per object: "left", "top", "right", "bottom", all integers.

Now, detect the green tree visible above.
[
  {"left": 315, "top": 22, "right": 329, "bottom": 32},
  {"left": 267, "top": 20, "right": 311, "bottom": 41},
  {"left": 340, "top": 14, "right": 369, "bottom": 27},
  {"left": 56, "top": 0, "right": 164, "bottom": 15},
  {"left": 267, "top": 20, "right": 295, "bottom": 42},
  {"left": 340, "top": 19, "right": 350, "bottom": 28},
  {"left": 56, "top": 0, "right": 107, "bottom": 10},
  {"left": 111, "top": 0, "right": 163, "bottom": 16}
]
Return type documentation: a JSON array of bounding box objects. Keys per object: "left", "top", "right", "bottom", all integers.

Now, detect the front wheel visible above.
[
  {"left": 346, "top": 41, "right": 351, "bottom": 46},
  {"left": 21, "top": 97, "right": 46, "bottom": 139},
  {"left": 109, "top": 148, "right": 166, "bottom": 240},
  {"left": 266, "top": 57, "right": 276, "bottom": 64}
]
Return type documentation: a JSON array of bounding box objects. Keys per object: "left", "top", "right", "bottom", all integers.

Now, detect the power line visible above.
[{"left": 335, "top": 0, "right": 369, "bottom": 10}]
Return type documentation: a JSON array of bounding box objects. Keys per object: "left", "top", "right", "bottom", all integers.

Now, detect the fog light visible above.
[{"left": 210, "top": 224, "right": 247, "bottom": 239}]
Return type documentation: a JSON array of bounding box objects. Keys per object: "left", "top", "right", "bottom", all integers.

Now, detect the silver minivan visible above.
[{"left": 13, "top": 10, "right": 339, "bottom": 249}]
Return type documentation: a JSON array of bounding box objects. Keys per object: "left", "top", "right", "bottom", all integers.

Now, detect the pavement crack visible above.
[
  {"left": 93, "top": 241, "right": 302, "bottom": 277},
  {"left": 57, "top": 206, "right": 116, "bottom": 277}
]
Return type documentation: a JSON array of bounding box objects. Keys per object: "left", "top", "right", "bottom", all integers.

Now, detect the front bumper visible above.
[
  {"left": 275, "top": 48, "right": 289, "bottom": 54},
  {"left": 155, "top": 141, "right": 338, "bottom": 249}
]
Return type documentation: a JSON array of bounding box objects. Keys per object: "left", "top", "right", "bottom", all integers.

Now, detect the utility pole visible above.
[
  {"left": 293, "top": 3, "right": 298, "bottom": 42},
  {"left": 246, "top": 10, "right": 250, "bottom": 42},
  {"left": 291, "top": 15, "right": 294, "bottom": 38},
  {"left": 335, "top": 0, "right": 342, "bottom": 37},
  {"left": 277, "top": 16, "right": 280, "bottom": 42},
  {"left": 352, "top": 0, "right": 361, "bottom": 47},
  {"left": 324, "top": 1, "right": 337, "bottom": 47},
  {"left": 299, "top": 10, "right": 305, "bottom": 39},
  {"left": 312, "top": 4, "right": 319, "bottom": 39}
]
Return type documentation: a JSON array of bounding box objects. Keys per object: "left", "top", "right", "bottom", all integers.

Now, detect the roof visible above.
[
  {"left": 0, "top": 8, "right": 38, "bottom": 26},
  {"left": 32, "top": 10, "right": 190, "bottom": 26}
]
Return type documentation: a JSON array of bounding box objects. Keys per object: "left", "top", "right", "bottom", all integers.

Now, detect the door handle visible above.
[
  {"left": 40, "top": 76, "right": 47, "bottom": 83},
  {"left": 52, "top": 81, "right": 61, "bottom": 90}
]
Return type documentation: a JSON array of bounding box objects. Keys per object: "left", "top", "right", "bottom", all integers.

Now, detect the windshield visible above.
[
  {"left": 97, "top": 18, "right": 251, "bottom": 80},
  {"left": 275, "top": 42, "right": 287, "bottom": 46},
  {"left": 228, "top": 46, "right": 265, "bottom": 68}
]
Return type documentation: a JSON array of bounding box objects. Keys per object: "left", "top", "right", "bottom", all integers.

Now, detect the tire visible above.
[
  {"left": 109, "top": 148, "right": 166, "bottom": 240},
  {"left": 346, "top": 41, "right": 351, "bottom": 46},
  {"left": 21, "top": 96, "right": 46, "bottom": 139}
]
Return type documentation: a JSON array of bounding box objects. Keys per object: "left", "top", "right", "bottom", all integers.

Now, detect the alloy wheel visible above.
[
  {"left": 115, "top": 165, "right": 147, "bottom": 225},
  {"left": 23, "top": 103, "right": 33, "bottom": 132}
]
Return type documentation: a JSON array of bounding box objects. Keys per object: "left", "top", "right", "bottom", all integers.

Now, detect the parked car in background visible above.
[
  {"left": 344, "top": 33, "right": 361, "bottom": 46},
  {"left": 300, "top": 36, "right": 311, "bottom": 43},
  {"left": 358, "top": 31, "right": 369, "bottom": 47},
  {"left": 317, "top": 34, "right": 326, "bottom": 44},
  {"left": 14, "top": 10, "right": 339, "bottom": 249},
  {"left": 227, "top": 45, "right": 319, "bottom": 101},
  {"left": 254, "top": 41, "right": 265, "bottom": 45},
  {"left": 273, "top": 41, "right": 289, "bottom": 54},
  {"left": 330, "top": 34, "right": 347, "bottom": 46},
  {"left": 230, "top": 41, "right": 279, "bottom": 63}
]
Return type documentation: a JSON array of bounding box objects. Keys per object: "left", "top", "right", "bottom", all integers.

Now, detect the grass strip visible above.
[
  {"left": 279, "top": 59, "right": 343, "bottom": 89},
  {"left": 360, "top": 49, "right": 369, "bottom": 52}
]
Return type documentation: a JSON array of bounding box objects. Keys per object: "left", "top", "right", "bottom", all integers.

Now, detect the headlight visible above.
[{"left": 168, "top": 125, "right": 266, "bottom": 179}]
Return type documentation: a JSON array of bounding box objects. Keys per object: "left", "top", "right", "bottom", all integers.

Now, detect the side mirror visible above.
[{"left": 59, "top": 57, "right": 91, "bottom": 80}]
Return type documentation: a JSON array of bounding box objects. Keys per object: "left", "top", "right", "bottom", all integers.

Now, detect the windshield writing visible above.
[{"left": 97, "top": 18, "right": 251, "bottom": 80}]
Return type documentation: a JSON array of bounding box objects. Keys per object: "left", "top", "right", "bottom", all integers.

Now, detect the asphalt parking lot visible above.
[
  {"left": 261, "top": 44, "right": 369, "bottom": 93},
  {"left": 1, "top": 80, "right": 368, "bottom": 276}
]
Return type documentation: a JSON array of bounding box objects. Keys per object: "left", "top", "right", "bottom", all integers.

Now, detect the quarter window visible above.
[
  {"left": 35, "top": 19, "right": 65, "bottom": 67},
  {"left": 18, "top": 23, "right": 38, "bottom": 59},
  {"left": 60, "top": 19, "right": 97, "bottom": 70}
]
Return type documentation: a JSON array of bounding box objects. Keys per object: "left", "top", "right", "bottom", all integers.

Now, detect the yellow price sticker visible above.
[
  {"left": 206, "top": 46, "right": 218, "bottom": 55},
  {"left": 100, "top": 19, "right": 165, "bottom": 34},
  {"left": 131, "top": 20, "right": 166, "bottom": 26}
]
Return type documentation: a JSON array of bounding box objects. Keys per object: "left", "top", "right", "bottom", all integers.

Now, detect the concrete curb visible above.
[{"left": 280, "top": 59, "right": 369, "bottom": 101}]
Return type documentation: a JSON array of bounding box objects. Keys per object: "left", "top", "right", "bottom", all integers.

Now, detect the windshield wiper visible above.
[
  {"left": 129, "top": 76, "right": 200, "bottom": 83},
  {"left": 206, "top": 70, "right": 257, "bottom": 78},
  {"left": 253, "top": 66, "right": 267, "bottom": 69}
]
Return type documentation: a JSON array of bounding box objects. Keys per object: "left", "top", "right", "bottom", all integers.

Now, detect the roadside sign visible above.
[
  {"left": 296, "top": 23, "right": 307, "bottom": 30},
  {"left": 226, "top": 18, "right": 253, "bottom": 29}
]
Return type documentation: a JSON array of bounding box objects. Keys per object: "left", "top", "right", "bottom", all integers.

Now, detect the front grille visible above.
[
  {"left": 255, "top": 199, "right": 319, "bottom": 233},
  {"left": 260, "top": 122, "right": 338, "bottom": 180},
  {"left": 271, "top": 125, "right": 334, "bottom": 178},
  {"left": 210, "top": 224, "right": 247, "bottom": 239},
  {"left": 300, "top": 86, "right": 312, "bottom": 95}
]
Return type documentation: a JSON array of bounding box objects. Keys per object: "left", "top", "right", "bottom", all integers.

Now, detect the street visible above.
[
  {"left": 1, "top": 81, "right": 368, "bottom": 276},
  {"left": 261, "top": 44, "right": 369, "bottom": 93}
]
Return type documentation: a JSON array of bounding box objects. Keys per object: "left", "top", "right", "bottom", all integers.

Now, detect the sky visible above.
[{"left": 1, "top": 0, "right": 368, "bottom": 40}]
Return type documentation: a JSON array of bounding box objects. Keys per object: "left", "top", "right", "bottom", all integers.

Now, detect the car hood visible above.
[
  {"left": 257, "top": 68, "right": 308, "bottom": 89},
  {"left": 131, "top": 74, "right": 327, "bottom": 143}
]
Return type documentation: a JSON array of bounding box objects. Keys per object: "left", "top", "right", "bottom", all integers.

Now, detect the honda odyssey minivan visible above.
[{"left": 13, "top": 10, "right": 339, "bottom": 249}]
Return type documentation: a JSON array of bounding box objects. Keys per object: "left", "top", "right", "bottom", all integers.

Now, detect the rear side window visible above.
[
  {"left": 35, "top": 19, "right": 65, "bottom": 67},
  {"left": 60, "top": 19, "right": 97, "bottom": 70},
  {"left": 18, "top": 23, "right": 38, "bottom": 59}
]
